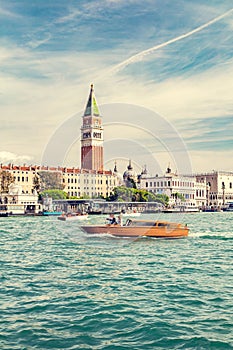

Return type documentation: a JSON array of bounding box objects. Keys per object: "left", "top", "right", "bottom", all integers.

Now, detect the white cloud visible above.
[
  {"left": 109, "top": 7, "right": 233, "bottom": 75},
  {"left": 0, "top": 5, "right": 21, "bottom": 18},
  {"left": 55, "top": 9, "right": 82, "bottom": 24},
  {"left": 0, "top": 152, "right": 33, "bottom": 164},
  {"left": 0, "top": 45, "right": 31, "bottom": 65},
  {"left": 27, "top": 34, "right": 52, "bottom": 49},
  {"left": 95, "top": 59, "right": 233, "bottom": 123}
]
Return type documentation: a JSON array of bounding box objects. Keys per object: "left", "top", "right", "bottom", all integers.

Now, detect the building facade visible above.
[
  {"left": 62, "top": 167, "right": 118, "bottom": 198},
  {"left": 0, "top": 164, "right": 119, "bottom": 199},
  {"left": 0, "top": 183, "right": 41, "bottom": 215},
  {"left": 139, "top": 166, "right": 206, "bottom": 208},
  {"left": 0, "top": 164, "right": 37, "bottom": 194},
  {"left": 195, "top": 171, "right": 233, "bottom": 207}
]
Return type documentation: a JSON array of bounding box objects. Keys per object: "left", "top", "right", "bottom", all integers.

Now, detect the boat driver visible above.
[{"left": 107, "top": 213, "right": 117, "bottom": 225}]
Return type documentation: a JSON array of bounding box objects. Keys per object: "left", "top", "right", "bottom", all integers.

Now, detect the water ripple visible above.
[{"left": 0, "top": 213, "right": 232, "bottom": 349}]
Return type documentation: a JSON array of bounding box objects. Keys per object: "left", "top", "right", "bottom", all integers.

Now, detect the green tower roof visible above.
[{"left": 84, "top": 84, "right": 100, "bottom": 117}]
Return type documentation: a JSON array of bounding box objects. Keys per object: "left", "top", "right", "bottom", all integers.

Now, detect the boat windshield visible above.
[{"left": 125, "top": 220, "right": 155, "bottom": 227}]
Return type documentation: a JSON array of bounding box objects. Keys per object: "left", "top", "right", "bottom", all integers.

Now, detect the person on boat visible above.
[
  {"left": 106, "top": 213, "right": 117, "bottom": 225},
  {"left": 116, "top": 214, "right": 123, "bottom": 226},
  {"left": 117, "top": 215, "right": 123, "bottom": 226}
]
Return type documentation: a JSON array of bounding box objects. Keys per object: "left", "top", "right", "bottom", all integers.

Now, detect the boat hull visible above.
[{"left": 81, "top": 225, "right": 188, "bottom": 238}]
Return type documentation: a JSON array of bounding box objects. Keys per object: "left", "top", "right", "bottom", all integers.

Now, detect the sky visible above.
[{"left": 0, "top": 0, "right": 233, "bottom": 175}]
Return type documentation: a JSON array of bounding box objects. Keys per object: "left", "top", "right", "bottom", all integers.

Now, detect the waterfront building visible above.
[
  {"left": 139, "top": 166, "right": 205, "bottom": 208},
  {"left": 62, "top": 167, "right": 118, "bottom": 198},
  {"left": 194, "top": 177, "right": 207, "bottom": 208},
  {"left": 0, "top": 164, "right": 38, "bottom": 194},
  {"left": 0, "top": 183, "right": 41, "bottom": 215},
  {"left": 195, "top": 171, "right": 233, "bottom": 207},
  {"left": 0, "top": 164, "right": 118, "bottom": 199}
]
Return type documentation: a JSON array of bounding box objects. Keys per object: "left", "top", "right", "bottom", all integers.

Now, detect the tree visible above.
[
  {"left": 173, "top": 192, "right": 185, "bottom": 202},
  {"left": 154, "top": 193, "right": 169, "bottom": 206},
  {"left": 38, "top": 171, "right": 64, "bottom": 191},
  {"left": 40, "top": 189, "right": 68, "bottom": 200},
  {"left": 0, "top": 170, "right": 14, "bottom": 193},
  {"left": 106, "top": 186, "right": 168, "bottom": 205},
  {"left": 33, "top": 173, "right": 41, "bottom": 193},
  {"left": 125, "top": 177, "right": 137, "bottom": 189}
]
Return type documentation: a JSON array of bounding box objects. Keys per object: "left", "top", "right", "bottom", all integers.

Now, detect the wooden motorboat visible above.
[
  {"left": 81, "top": 219, "right": 189, "bottom": 238},
  {"left": 58, "top": 213, "right": 88, "bottom": 221}
]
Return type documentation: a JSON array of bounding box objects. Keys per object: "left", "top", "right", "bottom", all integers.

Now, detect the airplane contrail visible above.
[{"left": 109, "top": 8, "right": 233, "bottom": 75}]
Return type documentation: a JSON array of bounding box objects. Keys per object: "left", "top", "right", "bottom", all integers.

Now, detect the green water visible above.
[{"left": 0, "top": 213, "right": 232, "bottom": 349}]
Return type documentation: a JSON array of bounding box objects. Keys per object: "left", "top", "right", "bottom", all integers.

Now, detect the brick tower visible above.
[{"left": 81, "top": 84, "right": 104, "bottom": 171}]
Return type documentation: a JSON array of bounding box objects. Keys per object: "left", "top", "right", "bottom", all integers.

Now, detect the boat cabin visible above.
[{"left": 125, "top": 219, "right": 184, "bottom": 229}]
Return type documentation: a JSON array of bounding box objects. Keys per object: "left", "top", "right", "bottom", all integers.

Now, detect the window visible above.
[{"left": 230, "top": 183, "right": 232, "bottom": 189}]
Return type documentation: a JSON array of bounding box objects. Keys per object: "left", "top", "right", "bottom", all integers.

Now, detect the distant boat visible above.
[
  {"left": 122, "top": 211, "right": 141, "bottom": 217},
  {"left": 163, "top": 205, "right": 200, "bottom": 213},
  {"left": 225, "top": 202, "right": 233, "bottom": 212},
  {"left": 121, "top": 209, "right": 141, "bottom": 217},
  {"left": 42, "top": 211, "right": 63, "bottom": 216},
  {"left": 81, "top": 219, "right": 189, "bottom": 238},
  {"left": 0, "top": 205, "right": 8, "bottom": 217},
  {"left": 58, "top": 213, "right": 88, "bottom": 221},
  {"left": 0, "top": 212, "right": 8, "bottom": 217}
]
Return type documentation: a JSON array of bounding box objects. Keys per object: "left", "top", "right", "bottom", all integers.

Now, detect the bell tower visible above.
[{"left": 81, "top": 84, "right": 104, "bottom": 171}]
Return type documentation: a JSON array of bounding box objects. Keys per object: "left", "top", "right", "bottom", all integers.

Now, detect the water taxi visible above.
[
  {"left": 58, "top": 213, "right": 88, "bottom": 221},
  {"left": 81, "top": 219, "right": 189, "bottom": 238}
]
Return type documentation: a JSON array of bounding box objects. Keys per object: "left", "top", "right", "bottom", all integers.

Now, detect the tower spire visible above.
[{"left": 84, "top": 84, "right": 100, "bottom": 117}]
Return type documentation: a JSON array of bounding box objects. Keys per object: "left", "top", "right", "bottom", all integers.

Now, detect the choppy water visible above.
[{"left": 0, "top": 212, "right": 232, "bottom": 350}]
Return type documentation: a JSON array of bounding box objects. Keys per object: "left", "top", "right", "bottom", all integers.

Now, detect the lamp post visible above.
[
  {"left": 206, "top": 183, "right": 210, "bottom": 207},
  {"left": 222, "top": 183, "right": 225, "bottom": 207}
]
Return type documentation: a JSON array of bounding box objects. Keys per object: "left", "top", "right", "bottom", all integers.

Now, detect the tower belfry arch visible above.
[{"left": 81, "top": 84, "right": 104, "bottom": 171}]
